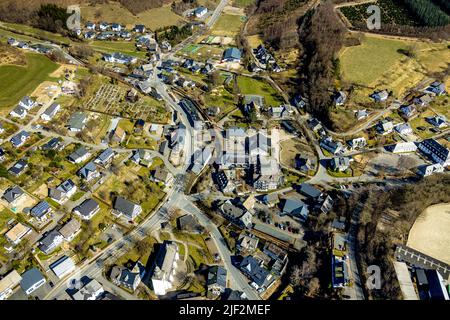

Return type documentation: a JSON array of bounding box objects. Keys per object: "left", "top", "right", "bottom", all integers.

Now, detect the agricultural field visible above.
[
  {"left": 236, "top": 76, "right": 284, "bottom": 106},
  {"left": 339, "top": 34, "right": 450, "bottom": 101},
  {"left": 0, "top": 52, "right": 59, "bottom": 109},
  {"left": 80, "top": 3, "right": 185, "bottom": 30},
  {"left": 210, "top": 14, "right": 246, "bottom": 36},
  {"left": 87, "top": 40, "right": 147, "bottom": 59},
  {"left": 232, "top": 0, "right": 256, "bottom": 8}
]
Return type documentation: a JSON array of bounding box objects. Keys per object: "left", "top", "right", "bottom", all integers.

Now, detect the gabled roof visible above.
[
  {"left": 3, "top": 185, "right": 24, "bottom": 203},
  {"left": 78, "top": 161, "right": 97, "bottom": 179},
  {"left": 96, "top": 148, "right": 114, "bottom": 163},
  {"left": 68, "top": 112, "right": 87, "bottom": 130},
  {"left": 207, "top": 266, "right": 227, "bottom": 288},
  {"left": 74, "top": 199, "right": 99, "bottom": 217},
  {"left": 68, "top": 146, "right": 89, "bottom": 162},
  {"left": 223, "top": 47, "right": 241, "bottom": 60},
  {"left": 114, "top": 197, "right": 140, "bottom": 217},
  {"left": 298, "top": 183, "right": 322, "bottom": 199},
  {"left": 20, "top": 268, "right": 45, "bottom": 293},
  {"left": 31, "top": 201, "right": 51, "bottom": 218}
]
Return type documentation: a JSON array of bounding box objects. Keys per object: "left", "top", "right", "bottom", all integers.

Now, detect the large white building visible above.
[
  {"left": 418, "top": 139, "right": 450, "bottom": 166},
  {"left": 391, "top": 142, "right": 417, "bottom": 154},
  {"left": 151, "top": 241, "right": 179, "bottom": 296}
]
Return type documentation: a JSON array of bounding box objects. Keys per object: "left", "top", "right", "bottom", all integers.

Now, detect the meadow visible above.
[
  {"left": 211, "top": 14, "right": 245, "bottom": 36},
  {"left": 237, "top": 76, "right": 284, "bottom": 106},
  {"left": 0, "top": 52, "right": 59, "bottom": 108}
]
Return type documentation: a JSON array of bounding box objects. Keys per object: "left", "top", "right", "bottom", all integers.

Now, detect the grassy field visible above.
[
  {"left": 0, "top": 52, "right": 59, "bottom": 108},
  {"left": 339, "top": 34, "right": 450, "bottom": 98},
  {"left": 211, "top": 14, "right": 245, "bottom": 36},
  {"left": 232, "top": 0, "right": 256, "bottom": 8},
  {"left": 88, "top": 40, "right": 147, "bottom": 58},
  {"left": 236, "top": 76, "right": 284, "bottom": 106},
  {"left": 2, "top": 23, "right": 71, "bottom": 44},
  {"left": 80, "top": 3, "right": 185, "bottom": 30},
  {"left": 179, "top": 44, "right": 224, "bottom": 61}
]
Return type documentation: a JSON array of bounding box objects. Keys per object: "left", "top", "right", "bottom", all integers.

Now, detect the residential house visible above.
[
  {"left": 85, "top": 22, "right": 96, "bottom": 30},
  {"left": 77, "top": 161, "right": 99, "bottom": 181},
  {"left": 130, "top": 149, "right": 153, "bottom": 167},
  {"left": 332, "top": 255, "right": 349, "bottom": 288},
  {"left": 320, "top": 137, "right": 344, "bottom": 155},
  {"left": 94, "top": 148, "right": 115, "bottom": 166},
  {"left": 395, "top": 123, "right": 413, "bottom": 135},
  {"left": 10, "top": 131, "right": 30, "bottom": 148},
  {"left": 151, "top": 167, "right": 174, "bottom": 185},
  {"left": 58, "top": 218, "right": 81, "bottom": 242},
  {"left": 426, "top": 81, "right": 446, "bottom": 96},
  {"left": 112, "top": 197, "right": 142, "bottom": 220},
  {"left": 399, "top": 105, "right": 417, "bottom": 119},
  {"left": 355, "top": 109, "right": 369, "bottom": 120},
  {"left": 426, "top": 115, "right": 447, "bottom": 128},
  {"left": 72, "top": 279, "right": 104, "bottom": 300},
  {"left": 41, "top": 137, "right": 63, "bottom": 151},
  {"left": 0, "top": 270, "right": 22, "bottom": 300},
  {"left": 134, "top": 119, "right": 145, "bottom": 133},
  {"left": 68, "top": 112, "right": 87, "bottom": 132},
  {"left": 370, "top": 90, "right": 389, "bottom": 102},
  {"left": 30, "top": 201, "right": 52, "bottom": 221},
  {"left": 18, "top": 96, "right": 36, "bottom": 110},
  {"left": 418, "top": 163, "right": 444, "bottom": 177},
  {"left": 418, "top": 139, "right": 450, "bottom": 166},
  {"left": 333, "top": 91, "right": 347, "bottom": 106},
  {"left": 220, "top": 200, "right": 253, "bottom": 228},
  {"left": 133, "top": 24, "right": 146, "bottom": 33},
  {"left": 151, "top": 241, "right": 179, "bottom": 295},
  {"left": 377, "top": 119, "right": 394, "bottom": 135},
  {"left": 331, "top": 217, "right": 346, "bottom": 231},
  {"left": 73, "top": 199, "right": 100, "bottom": 220},
  {"left": 329, "top": 157, "right": 352, "bottom": 172},
  {"left": 317, "top": 195, "right": 334, "bottom": 214},
  {"left": 243, "top": 95, "right": 264, "bottom": 115},
  {"left": 347, "top": 137, "right": 367, "bottom": 150},
  {"left": 222, "top": 47, "right": 241, "bottom": 63},
  {"left": 292, "top": 95, "right": 306, "bottom": 109},
  {"left": 99, "top": 22, "right": 109, "bottom": 31},
  {"left": 413, "top": 94, "right": 433, "bottom": 107},
  {"left": 253, "top": 158, "right": 281, "bottom": 192},
  {"left": 49, "top": 179, "right": 77, "bottom": 204},
  {"left": 281, "top": 198, "right": 309, "bottom": 221},
  {"left": 238, "top": 256, "right": 274, "bottom": 291},
  {"left": 295, "top": 155, "right": 314, "bottom": 173},
  {"left": 20, "top": 268, "right": 46, "bottom": 295},
  {"left": 40, "top": 103, "right": 60, "bottom": 121},
  {"left": 5, "top": 222, "right": 31, "bottom": 245},
  {"left": 194, "top": 6, "right": 208, "bottom": 18},
  {"left": 10, "top": 105, "right": 27, "bottom": 119},
  {"left": 390, "top": 142, "right": 417, "bottom": 154},
  {"left": 111, "top": 23, "right": 122, "bottom": 32},
  {"left": 269, "top": 105, "right": 290, "bottom": 119},
  {"left": 2, "top": 186, "right": 25, "bottom": 207},
  {"left": 207, "top": 266, "right": 227, "bottom": 297},
  {"left": 8, "top": 159, "right": 28, "bottom": 176},
  {"left": 111, "top": 126, "right": 126, "bottom": 143},
  {"left": 103, "top": 52, "right": 137, "bottom": 64},
  {"left": 50, "top": 256, "right": 75, "bottom": 279},
  {"left": 237, "top": 233, "right": 259, "bottom": 253},
  {"left": 84, "top": 31, "right": 96, "bottom": 39},
  {"left": 298, "top": 183, "right": 323, "bottom": 200},
  {"left": 257, "top": 193, "right": 278, "bottom": 208},
  {"left": 39, "top": 230, "right": 64, "bottom": 254}
]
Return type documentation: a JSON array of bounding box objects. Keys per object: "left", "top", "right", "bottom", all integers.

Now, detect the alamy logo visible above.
[
  {"left": 366, "top": 265, "right": 381, "bottom": 290},
  {"left": 66, "top": 5, "right": 81, "bottom": 31},
  {"left": 366, "top": 5, "right": 381, "bottom": 30}
]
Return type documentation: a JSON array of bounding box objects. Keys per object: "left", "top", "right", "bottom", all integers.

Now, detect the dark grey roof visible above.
[
  {"left": 3, "top": 186, "right": 24, "bottom": 203},
  {"left": 78, "top": 162, "right": 97, "bottom": 179},
  {"left": 207, "top": 266, "right": 227, "bottom": 288},
  {"left": 74, "top": 199, "right": 99, "bottom": 217},
  {"left": 298, "top": 183, "right": 322, "bottom": 199},
  {"left": 8, "top": 159, "right": 28, "bottom": 176},
  {"left": 68, "top": 146, "right": 89, "bottom": 162},
  {"left": 96, "top": 148, "right": 114, "bottom": 164},
  {"left": 31, "top": 201, "right": 51, "bottom": 218},
  {"left": 39, "top": 230, "right": 62, "bottom": 253},
  {"left": 114, "top": 197, "right": 139, "bottom": 217},
  {"left": 20, "top": 268, "right": 45, "bottom": 293},
  {"left": 239, "top": 256, "right": 272, "bottom": 288},
  {"left": 57, "top": 179, "right": 76, "bottom": 193}
]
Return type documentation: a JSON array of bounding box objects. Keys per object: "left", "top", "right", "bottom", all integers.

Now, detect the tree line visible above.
[
  {"left": 297, "top": 1, "right": 346, "bottom": 127},
  {"left": 403, "top": 0, "right": 450, "bottom": 27}
]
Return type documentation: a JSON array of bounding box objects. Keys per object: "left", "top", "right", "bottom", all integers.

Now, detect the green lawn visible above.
[
  {"left": 233, "top": 0, "right": 256, "bottom": 8},
  {"left": 211, "top": 14, "right": 245, "bottom": 36},
  {"left": 3, "top": 23, "right": 71, "bottom": 45},
  {"left": 88, "top": 40, "right": 147, "bottom": 58},
  {"left": 0, "top": 53, "right": 59, "bottom": 108},
  {"left": 339, "top": 35, "right": 410, "bottom": 86},
  {"left": 236, "top": 76, "right": 284, "bottom": 106}
]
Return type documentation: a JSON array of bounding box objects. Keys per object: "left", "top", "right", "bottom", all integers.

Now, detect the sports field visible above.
[
  {"left": 407, "top": 203, "right": 450, "bottom": 265},
  {"left": 0, "top": 52, "right": 59, "bottom": 108}
]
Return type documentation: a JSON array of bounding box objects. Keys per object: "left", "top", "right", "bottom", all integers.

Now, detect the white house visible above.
[
  {"left": 40, "top": 103, "right": 60, "bottom": 121},
  {"left": 347, "top": 137, "right": 367, "bottom": 150},
  {"left": 18, "top": 96, "right": 36, "bottom": 110},
  {"left": 390, "top": 142, "right": 417, "bottom": 153},
  {"left": 418, "top": 163, "right": 444, "bottom": 177},
  {"left": 10, "top": 105, "right": 27, "bottom": 119},
  {"left": 194, "top": 6, "right": 208, "bottom": 18},
  {"left": 395, "top": 123, "right": 413, "bottom": 135}
]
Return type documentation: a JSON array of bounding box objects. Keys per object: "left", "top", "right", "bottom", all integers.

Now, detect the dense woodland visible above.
[
  {"left": 354, "top": 174, "right": 450, "bottom": 299},
  {"left": 403, "top": 0, "right": 450, "bottom": 26},
  {"left": 298, "top": 2, "right": 346, "bottom": 126}
]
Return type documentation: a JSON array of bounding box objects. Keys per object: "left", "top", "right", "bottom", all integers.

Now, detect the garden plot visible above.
[{"left": 83, "top": 84, "right": 168, "bottom": 122}]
